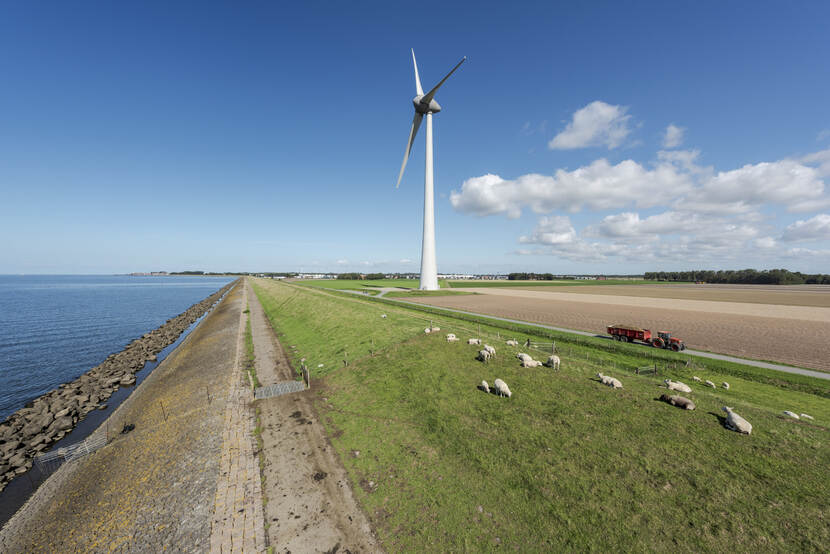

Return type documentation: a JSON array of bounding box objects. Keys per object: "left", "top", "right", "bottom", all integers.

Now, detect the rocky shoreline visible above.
[{"left": 0, "top": 280, "right": 237, "bottom": 492}]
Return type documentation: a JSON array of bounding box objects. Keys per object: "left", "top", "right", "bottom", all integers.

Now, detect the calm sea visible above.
[{"left": 0, "top": 275, "right": 234, "bottom": 421}]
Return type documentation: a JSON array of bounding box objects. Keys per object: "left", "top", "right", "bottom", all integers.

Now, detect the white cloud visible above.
[
  {"left": 754, "top": 236, "right": 777, "bottom": 249},
  {"left": 399, "top": 258, "right": 413, "bottom": 264},
  {"left": 801, "top": 148, "right": 830, "bottom": 177},
  {"left": 518, "top": 216, "right": 577, "bottom": 245},
  {"left": 585, "top": 211, "right": 703, "bottom": 239},
  {"left": 662, "top": 124, "right": 685, "bottom": 148},
  {"left": 781, "top": 214, "right": 830, "bottom": 242},
  {"left": 336, "top": 259, "right": 349, "bottom": 265},
  {"left": 548, "top": 101, "right": 632, "bottom": 150},
  {"left": 449, "top": 158, "right": 693, "bottom": 218}
]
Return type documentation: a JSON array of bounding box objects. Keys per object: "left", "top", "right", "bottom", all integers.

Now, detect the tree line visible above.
[
  {"left": 644, "top": 269, "right": 830, "bottom": 285},
  {"left": 337, "top": 272, "right": 386, "bottom": 280}
]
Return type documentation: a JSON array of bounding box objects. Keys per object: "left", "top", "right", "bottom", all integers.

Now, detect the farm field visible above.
[
  {"left": 447, "top": 279, "right": 653, "bottom": 288},
  {"left": 514, "top": 283, "right": 830, "bottom": 308},
  {"left": 250, "top": 278, "right": 830, "bottom": 552},
  {"left": 293, "top": 278, "right": 449, "bottom": 291},
  {"left": 409, "top": 288, "right": 830, "bottom": 372}
]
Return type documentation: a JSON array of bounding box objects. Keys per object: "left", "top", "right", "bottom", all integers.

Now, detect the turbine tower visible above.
[{"left": 396, "top": 49, "right": 465, "bottom": 290}]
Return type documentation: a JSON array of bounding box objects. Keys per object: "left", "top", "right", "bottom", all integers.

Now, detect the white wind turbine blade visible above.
[
  {"left": 396, "top": 112, "right": 424, "bottom": 188},
  {"left": 421, "top": 56, "right": 466, "bottom": 105},
  {"left": 411, "top": 48, "right": 423, "bottom": 96}
]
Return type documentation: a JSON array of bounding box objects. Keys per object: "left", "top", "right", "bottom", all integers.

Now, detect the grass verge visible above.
[{"left": 252, "top": 278, "right": 830, "bottom": 552}]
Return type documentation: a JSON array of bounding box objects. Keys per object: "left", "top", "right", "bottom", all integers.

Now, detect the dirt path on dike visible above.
[
  {"left": 246, "top": 278, "right": 380, "bottom": 553},
  {"left": 0, "top": 281, "right": 249, "bottom": 553}
]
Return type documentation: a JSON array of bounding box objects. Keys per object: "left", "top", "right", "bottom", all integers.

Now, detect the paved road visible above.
[{"left": 383, "top": 298, "right": 830, "bottom": 381}]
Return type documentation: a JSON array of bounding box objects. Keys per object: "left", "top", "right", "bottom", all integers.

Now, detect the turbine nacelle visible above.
[{"left": 413, "top": 95, "right": 441, "bottom": 114}]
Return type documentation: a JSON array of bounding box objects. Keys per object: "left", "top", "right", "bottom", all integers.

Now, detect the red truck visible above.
[{"left": 607, "top": 324, "right": 686, "bottom": 352}]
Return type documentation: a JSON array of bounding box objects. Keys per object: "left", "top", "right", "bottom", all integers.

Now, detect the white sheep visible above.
[
  {"left": 722, "top": 382, "right": 730, "bottom": 390},
  {"left": 484, "top": 345, "right": 496, "bottom": 356},
  {"left": 783, "top": 411, "right": 800, "bottom": 420},
  {"left": 664, "top": 379, "right": 692, "bottom": 393},
  {"left": 424, "top": 327, "right": 431, "bottom": 334},
  {"left": 446, "top": 333, "right": 459, "bottom": 342},
  {"left": 596, "top": 372, "right": 623, "bottom": 389},
  {"left": 722, "top": 406, "right": 752, "bottom": 434},
  {"left": 522, "top": 359, "right": 543, "bottom": 368},
  {"left": 516, "top": 352, "right": 532, "bottom": 362},
  {"left": 801, "top": 413, "right": 814, "bottom": 420},
  {"left": 704, "top": 380, "right": 716, "bottom": 388},
  {"left": 545, "top": 355, "right": 560, "bottom": 370},
  {"left": 476, "top": 350, "right": 491, "bottom": 363},
  {"left": 505, "top": 339, "right": 519, "bottom": 347},
  {"left": 431, "top": 326, "right": 441, "bottom": 332},
  {"left": 692, "top": 376, "right": 702, "bottom": 382},
  {"left": 467, "top": 338, "right": 482, "bottom": 345},
  {"left": 493, "top": 378, "right": 511, "bottom": 398},
  {"left": 478, "top": 380, "right": 490, "bottom": 393},
  {"left": 381, "top": 314, "right": 387, "bottom": 319}
]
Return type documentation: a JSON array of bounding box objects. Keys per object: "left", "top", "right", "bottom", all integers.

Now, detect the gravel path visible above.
[
  {"left": 0, "top": 283, "right": 245, "bottom": 552},
  {"left": 248, "top": 278, "right": 380, "bottom": 553},
  {"left": 245, "top": 279, "right": 282, "bottom": 387}
]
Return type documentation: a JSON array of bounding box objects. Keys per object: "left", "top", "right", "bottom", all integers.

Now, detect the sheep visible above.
[
  {"left": 722, "top": 406, "right": 752, "bottom": 434},
  {"left": 783, "top": 411, "right": 800, "bottom": 420},
  {"left": 467, "top": 338, "right": 482, "bottom": 345},
  {"left": 545, "top": 355, "right": 561, "bottom": 370},
  {"left": 521, "top": 359, "right": 543, "bottom": 368},
  {"left": 424, "top": 327, "right": 431, "bottom": 334},
  {"left": 722, "top": 382, "right": 730, "bottom": 390},
  {"left": 476, "top": 350, "right": 491, "bottom": 363},
  {"left": 801, "top": 413, "right": 814, "bottom": 420},
  {"left": 446, "top": 333, "right": 459, "bottom": 342},
  {"left": 381, "top": 314, "right": 387, "bottom": 319},
  {"left": 505, "top": 339, "right": 519, "bottom": 347},
  {"left": 692, "top": 376, "right": 702, "bottom": 382},
  {"left": 484, "top": 345, "right": 496, "bottom": 356},
  {"left": 478, "top": 380, "right": 490, "bottom": 393},
  {"left": 659, "top": 394, "right": 696, "bottom": 410},
  {"left": 493, "top": 378, "right": 511, "bottom": 398},
  {"left": 596, "top": 372, "right": 623, "bottom": 389},
  {"left": 704, "top": 380, "right": 716, "bottom": 388},
  {"left": 431, "top": 326, "right": 441, "bottom": 332},
  {"left": 664, "top": 379, "right": 692, "bottom": 393},
  {"left": 516, "top": 352, "right": 533, "bottom": 362}
]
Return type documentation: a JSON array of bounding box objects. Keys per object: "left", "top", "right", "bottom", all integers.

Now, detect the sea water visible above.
[{"left": 0, "top": 275, "right": 233, "bottom": 421}]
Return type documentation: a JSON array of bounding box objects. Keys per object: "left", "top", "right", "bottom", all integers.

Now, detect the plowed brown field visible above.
[{"left": 410, "top": 286, "right": 830, "bottom": 372}]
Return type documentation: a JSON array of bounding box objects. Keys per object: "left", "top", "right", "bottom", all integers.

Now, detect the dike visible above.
[{"left": 0, "top": 280, "right": 237, "bottom": 491}]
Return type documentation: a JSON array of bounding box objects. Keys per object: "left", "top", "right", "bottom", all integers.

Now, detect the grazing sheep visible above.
[
  {"left": 431, "top": 326, "right": 441, "bottom": 332},
  {"left": 659, "top": 394, "right": 696, "bottom": 410},
  {"left": 722, "top": 382, "right": 730, "bottom": 390},
  {"left": 801, "top": 413, "right": 814, "bottom": 420},
  {"left": 493, "top": 378, "right": 511, "bottom": 398},
  {"left": 484, "top": 345, "right": 496, "bottom": 356},
  {"left": 545, "top": 355, "right": 561, "bottom": 370},
  {"left": 478, "top": 380, "right": 490, "bottom": 393},
  {"left": 476, "top": 350, "right": 491, "bottom": 363},
  {"left": 381, "top": 314, "right": 387, "bottom": 319},
  {"left": 424, "top": 327, "right": 431, "bottom": 334},
  {"left": 522, "top": 359, "right": 543, "bottom": 368},
  {"left": 446, "top": 333, "right": 459, "bottom": 342},
  {"left": 596, "top": 372, "right": 623, "bottom": 389},
  {"left": 517, "top": 352, "right": 532, "bottom": 362},
  {"left": 692, "top": 376, "right": 702, "bottom": 382},
  {"left": 722, "top": 406, "right": 752, "bottom": 434},
  {"left": 704, "top": 380, "right": 716, "bottom": 388},
  {"left": 505, "top": 339, "right": 519, "bottom": 347},
  {"left": 664, "top": 379, "right": 692, "bottom": 393},
  {"left": 467, "top": 338, "right": 482, "bottom": 345},
  {"left": 783, "top": 411, "right": 800, "bottom": 420}
]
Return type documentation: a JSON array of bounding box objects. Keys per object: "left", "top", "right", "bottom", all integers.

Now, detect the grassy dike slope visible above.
[{"left": 252, "top": 279, "right": 829, "bottom": 552}]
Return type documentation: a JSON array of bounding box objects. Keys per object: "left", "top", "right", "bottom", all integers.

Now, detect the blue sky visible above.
[{"left": 2, "top": 1, "right": 829, "bottom": 274}]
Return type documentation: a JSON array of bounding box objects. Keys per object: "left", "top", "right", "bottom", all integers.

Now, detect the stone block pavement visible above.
[{"left": 209, "top": 284, "right": 266, "bottom": 553}]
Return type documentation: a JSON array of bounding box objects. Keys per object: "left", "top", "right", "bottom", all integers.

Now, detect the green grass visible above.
[
  {"left": 244, "top": 306, "right": 260, "bottom": 388},
  {"left": 448, "top": 279, "right": 657, "bottom": 288},
  {"left": 252, "top": 278, "right": 830, "bottom": 552},
  {"left": 295, "top": 278, "right": 449, "bottom": 291}
]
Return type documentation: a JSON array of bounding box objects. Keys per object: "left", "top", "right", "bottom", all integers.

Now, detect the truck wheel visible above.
[
  {"left": 652, "top": 338, "right": 665, "bottom": 349},
  {"left": 671, "top": 343, "right": 681, "bottom": 352}
]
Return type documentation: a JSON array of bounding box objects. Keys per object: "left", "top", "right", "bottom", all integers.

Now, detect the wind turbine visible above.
[{"left": 396, "top": 49, "right": 465, "bottom": 290}]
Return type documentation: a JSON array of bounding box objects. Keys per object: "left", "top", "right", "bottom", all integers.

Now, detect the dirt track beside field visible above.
[{"left": 410, "top": 288, "right": 830, "bottom": 372}]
